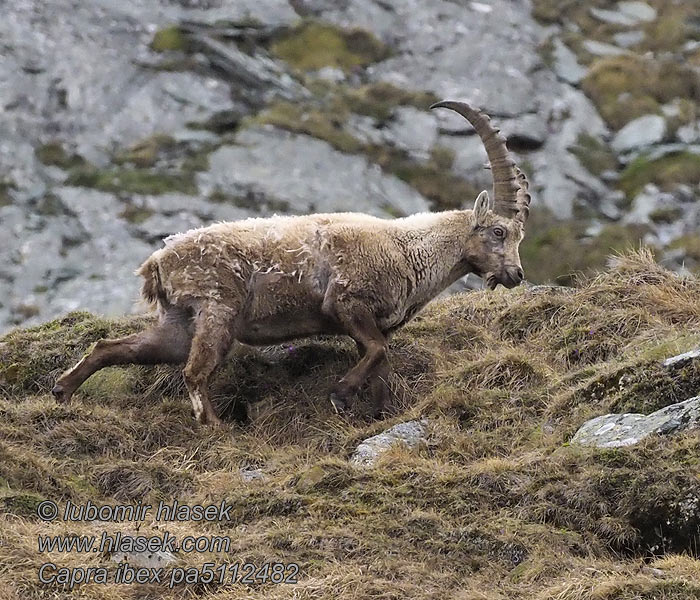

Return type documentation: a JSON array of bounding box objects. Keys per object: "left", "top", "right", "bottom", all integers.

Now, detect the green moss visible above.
[
  {"left": 531, "top": 0, "right": 576, "bottom": 23},
  {"left": 641, "top": 14, "right": 689, "bottom": 52},
  {"left": 270, "top": 21, "right": 390, "bottom": 72},
  {"left": 0, "top": 311, "right": 153, "bottom": 395},
  {"left": 0, "top": 180, "right": 15, "bottom": 207},
  {"left": 254, "top": 101, "right": 364, "bottom": 154},
  {"left": 342, "top": 82, "right": 438, "bottom": 121},
  {"left": 150, "top": 25, "right": 188, "bottom": 52},
  {"left": 619, "top": 152, "right": 700, "bottom": 198},
  {"left": 368, "top": 145, "right": 479, "bottom": 211},
  {"left": 35, "top": 142, "right": 85, "bottom": 170},
  {"left": 520, "top": 210, "right": 649, "bottom": 285},
  {"left": 118, "top": 203, "right": 155, "bottom": 224},
  {"left": 209, "top": 188, "right": 290, "bottom": 213},
  {"left": 649, "top": 206, "right": 683, "bottom": 224},
  {"left": 66, "top": 165, "right": 197, "bottom": 195},
  {"left": 1, "top": 491, "right": 45, "bottom": 518},
  {"left": 582, "top": 55, "right": 700, "bottom": 130},
  {"left": 81, "top": 367, "right": 139, "bottom": 400},
  {"left": 568, "top": 133, "right": 618, "bottom": 176},
  {"left": 430, "top": 146, "right": 456, "bottom": 171},
  {"left": 114, "top": 134, "right": 177, "bottom": 168}
]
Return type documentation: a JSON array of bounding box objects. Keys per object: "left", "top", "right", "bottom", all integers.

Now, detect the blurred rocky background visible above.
[{"left": 1, "top": 0, "right": 698, "bottom": 332}]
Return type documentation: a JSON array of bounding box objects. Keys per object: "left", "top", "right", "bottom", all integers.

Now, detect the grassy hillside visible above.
[{"left": 1, "top": 250, "right": 700, "bottom": 599}]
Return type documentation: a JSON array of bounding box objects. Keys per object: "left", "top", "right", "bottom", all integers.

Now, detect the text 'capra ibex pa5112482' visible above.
[{"left": 52, "top": 101, "right": 532, "bottom": 426}]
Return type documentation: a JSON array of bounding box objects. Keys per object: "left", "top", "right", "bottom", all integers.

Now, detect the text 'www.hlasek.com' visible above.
[{"left": 35, "top": 499, "right": 299, "bottom": 589}]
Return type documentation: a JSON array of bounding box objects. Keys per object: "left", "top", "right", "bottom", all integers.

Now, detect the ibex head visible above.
[{"left": 431, "top": 101, "right": 532, "bottom": 290}]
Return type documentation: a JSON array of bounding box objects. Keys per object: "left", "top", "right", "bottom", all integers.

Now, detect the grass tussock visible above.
[{"left": 1, "top": 249, "right": 700, "bottom": 599}]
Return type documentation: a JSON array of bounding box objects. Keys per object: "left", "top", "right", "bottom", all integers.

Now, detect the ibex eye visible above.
[{"left": 493, "top": 227, "right": 505, "bottom": 238}]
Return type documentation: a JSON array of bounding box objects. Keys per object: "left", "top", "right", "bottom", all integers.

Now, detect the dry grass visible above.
[{"left": 1, "top": 250, "right": 700, "bottom": 599}]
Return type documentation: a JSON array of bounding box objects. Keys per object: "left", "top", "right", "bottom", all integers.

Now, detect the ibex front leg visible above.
[{"left": 327, "top": 302, "right": 389, "bottom": 415}]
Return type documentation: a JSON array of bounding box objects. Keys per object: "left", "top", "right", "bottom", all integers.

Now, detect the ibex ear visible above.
[{"left": 473, "top": 190, "right": 491, "bottom": 226}]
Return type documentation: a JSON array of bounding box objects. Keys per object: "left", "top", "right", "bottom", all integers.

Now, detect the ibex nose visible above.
[{"left": 505, "top": 266, "right": 524, "bottom": 287}]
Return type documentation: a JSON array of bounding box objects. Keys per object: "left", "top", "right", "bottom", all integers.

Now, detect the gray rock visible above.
[
  {"left": 619, "top": 144, "right": 700, "bottom": 165},
  {"left": 617, "top": 1, "right": 657, "bottom": 23},
  {"left": 552, "top": 39, "right": 587, "bottom": 85},
  {"left": 240, "top": 468, "right": 265, "bottom": 482},
  {"left": 111, "top": 548, "right": 176, "bottom": 569},
  {"left": 590, "top": 7, "right": 639, "bottom": 26},
  {"left": 677, "top": 121, "right": 700, "bottom": 145},
  {"left": 200, "top": 127, "right": 431, "bottom": 218},
  {"left": 320, "top": 0, "right": 549, "bottom": 117},
  {"left": 350, "top": 419, "right": 429, "bottom": 467},
  {"left": 663, "top": 348, "right": 700, "bottom": 368},
  {"left": 384, "top": 106, "right": 439, "bottom": 160},
  {"left": 613, "top": 30, "right": 644, "bottom": 48},
  {"left": 571, "top": 396, "right": 700, "bottom": 448},
  {"left": 531, "top": 87, "right": 612, "bottom": 219},
  {"left": 611, "top": 115, "right": 666, "bottom": 153},
  {"left": 582, "top": 40, "right": 627, "bottom": 57},
  {"left": 623, "top": 184, "right": 666, "bottom": 225},
  {"left": 591, "top": 2, "right": 656, "bottom": 26},
  {"left": 499, "top": 113, "right": 547, "bottom": 149}
]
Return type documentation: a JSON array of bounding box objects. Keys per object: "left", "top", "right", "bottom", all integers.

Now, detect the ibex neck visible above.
[{"left": 398, "top": 211, "right": 475, "bottom": 299}]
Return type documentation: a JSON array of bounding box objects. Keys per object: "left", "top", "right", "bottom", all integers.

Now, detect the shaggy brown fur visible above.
[{"left": 52, "top": 102, "right": 531, "bottom": 426}]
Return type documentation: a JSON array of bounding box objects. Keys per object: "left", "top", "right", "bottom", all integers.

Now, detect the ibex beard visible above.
[{"left": 52, "top": 101, "right": 532, "bottom": 427}]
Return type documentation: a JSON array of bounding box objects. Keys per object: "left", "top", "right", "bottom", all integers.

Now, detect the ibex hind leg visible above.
[
  {"left": 182, "top": 304, "right": 238, "bottom": 427},
  {"left": 52, "top": 308, "right": 193, "bottom": 404}
]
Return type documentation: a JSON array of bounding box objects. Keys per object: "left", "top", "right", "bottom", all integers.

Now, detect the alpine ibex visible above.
[{"left": 52, "top": 101, "right": 531, "bottom": 426}]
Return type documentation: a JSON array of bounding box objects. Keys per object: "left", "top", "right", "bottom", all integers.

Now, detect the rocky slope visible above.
[
  {"left": 1, "top": 251, "right": 699, "bottom": 599},
  {"left": 1, "top": 0, "right": 699, "bottom": 332}
]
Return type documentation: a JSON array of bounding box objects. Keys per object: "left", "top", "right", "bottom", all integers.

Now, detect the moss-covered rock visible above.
[
  {"left": 150, "top": 25, "right": 189, "bottom": 53},
  {"left": 66, "top": 165, "right": 198, "bottom": 195},
  {"left": 270, "top": 20, "right": 390, "bottom": 72},
  {"left": 114, "top": 134, "right": 177, "bottom": 168},
  {"left": 0, "top": 180, "right": 14, "bottom": 207},
  {"left": 35, "top": 142, "right": 86, "bottom": 170},
  {"left": 618, "top": 151, "right": 700, "bottom": 198},
  {"left": 582, "top": 54, "right": 699, "bottom": 130},
  {"left": 342, "top": 82, "right": 438, "bottom": 122},
  {"left": 568, "top": 132, "right": 618, "bottom": 176},
  {"left": 253, "top": 101, "right": 364, "bottom": 154}
]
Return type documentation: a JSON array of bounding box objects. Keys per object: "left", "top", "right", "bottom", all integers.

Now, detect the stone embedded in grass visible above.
[
  {"left": 571, "top": 395, "right": 700, "bottom": 448},
  {"left": 663, "top": 348, "right": 700, "bottom": 368},
  {"left": 110, "top": 547, "right": 176, "bottom": 569},
  {"left": 350, "top": 419, "right": 428, "bottom": 468}
]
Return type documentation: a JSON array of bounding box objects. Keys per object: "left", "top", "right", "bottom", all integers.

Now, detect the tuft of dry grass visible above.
[{"left": 1, "top": 249, "right": 700, "bottom": 599}]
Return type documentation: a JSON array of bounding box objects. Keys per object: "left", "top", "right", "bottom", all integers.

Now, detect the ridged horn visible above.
[{"left": 430, "top": 100, "right": 528, "bottom": 224}]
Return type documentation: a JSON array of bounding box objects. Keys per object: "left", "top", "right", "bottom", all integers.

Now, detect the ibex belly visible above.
[{"left": 237, "top": 271, "right": 340, "bottom": 345}]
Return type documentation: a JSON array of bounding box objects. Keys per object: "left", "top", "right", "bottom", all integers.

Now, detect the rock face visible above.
[
  {"left": 0, "top": 0, "right": 698, "bottom": 332},
  {"left": 350, "top": 420, "right": 428, "bottom": 467},
  {"left": 571, "top": 396, "right": 700, "bottom": 448}
]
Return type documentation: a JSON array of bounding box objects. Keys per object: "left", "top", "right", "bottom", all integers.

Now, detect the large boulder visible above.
[{"left": 571, "top": 396, "right": 700, "bottom": 448}]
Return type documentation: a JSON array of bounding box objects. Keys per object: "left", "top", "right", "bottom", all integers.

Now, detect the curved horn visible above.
[{"left": 430, "top": 100, "right": 528, "bottom": 223}]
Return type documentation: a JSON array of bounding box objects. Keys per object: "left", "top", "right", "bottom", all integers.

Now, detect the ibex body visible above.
[{"left": 53, "top": 102, "right": 532, "bottom": 426}]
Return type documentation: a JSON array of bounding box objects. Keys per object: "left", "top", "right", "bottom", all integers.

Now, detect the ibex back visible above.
[{"left": 53, "top": 101, "right": 532, "bottom": 426}]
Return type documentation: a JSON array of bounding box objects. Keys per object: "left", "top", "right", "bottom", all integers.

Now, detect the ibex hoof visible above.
[
  {"left": 329, "top": 392, "right": 347, "bottom": 414},
  {"left": 51, "top": 384, "right": 71, "bottom": 404},
  {"left": 198, "top": 413, "right": 225, "bottom": 428}
]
